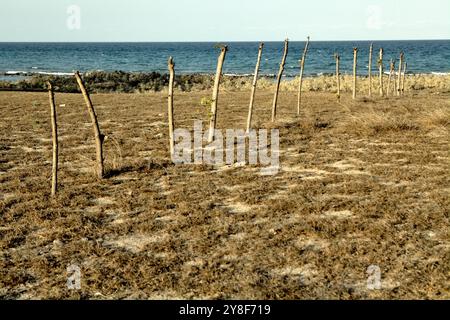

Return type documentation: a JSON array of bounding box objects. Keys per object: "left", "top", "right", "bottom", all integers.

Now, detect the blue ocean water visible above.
[{"left": 0, "top": 41, "right": 449, "bottom": 81}]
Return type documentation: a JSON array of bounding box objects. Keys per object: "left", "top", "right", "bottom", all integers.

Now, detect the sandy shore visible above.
[{"left": 0, "top": 89, "right": 449, "bottom": 299}]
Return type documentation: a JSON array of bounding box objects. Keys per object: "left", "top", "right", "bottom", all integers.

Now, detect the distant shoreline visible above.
[
  {"left": 1, "top": 71, "right": 448, "bottom": 94},
  {"left": 1, "top": 69, "right": 448, "bottom": 82}
]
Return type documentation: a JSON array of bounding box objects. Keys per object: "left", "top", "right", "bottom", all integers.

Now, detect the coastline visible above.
[{"left": 1, "top": 71, "right": 449, "bottom": 94}]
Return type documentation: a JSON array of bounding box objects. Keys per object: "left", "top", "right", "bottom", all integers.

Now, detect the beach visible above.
[{"left": 1, "top": 87, "right": 448, "bottom": 299}]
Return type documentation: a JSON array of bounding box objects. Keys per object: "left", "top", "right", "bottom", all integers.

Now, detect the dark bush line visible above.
[{"left": 0, "top": 71, "right": 222, "bottom": 93}]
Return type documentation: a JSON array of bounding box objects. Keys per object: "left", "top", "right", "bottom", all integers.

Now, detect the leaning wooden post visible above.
[
  {"left": 352, "top": 47, "right": 358, "bottom": 100},
  {"left": 74, "top": 71, "right": 105, "bottom": 179},
  {"left": 401, "top": 62, "right": 407, "bottom": 95},
  {"left": 378, "top": 48, "right": 384, "bottom": 97},
  {"left": 335, "top": 53, "right": 341, "bottom": 100},
  {"left": 368, "top": 43, "right": 373, "bottom": 97},
  {"left": 208, "top": 46, "right": 228, "bottom": 143},
  {"left": 387, "top": 59, "right": 394, "bottom": 97},
  {"left": 246, "top": 42, "right": 264, "bottom": 134},
  {"left": 397, "top": 52, "right": 404, "bottom": 96},
  {"left": 47, "top": 81, "right": 58, "bottom": 197},
  {"left": 297, "top": 36, "right": 310, "bottom": 114},
  {"left": 272, "top": 39, "right": 289, "bottom": 122},
  {"left": 168, "top": 57, "right": 175, "bottom": 160}
]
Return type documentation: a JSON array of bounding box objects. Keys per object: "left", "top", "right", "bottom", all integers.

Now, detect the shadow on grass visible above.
[{"left": 104, "top": 159, "right": 174, "bottom": 178}]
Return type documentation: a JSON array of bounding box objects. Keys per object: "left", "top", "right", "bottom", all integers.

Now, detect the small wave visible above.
[
  {"left": 6, "top": 71, "right": 28, "bottom": 75},
  {"left": 5, "top": 70, "right": 74, "bottom": 77},
  {"left": 223, "top": 73, "right": 252, "bottom": 77},
  {"left": 431, "top": 72, "right": 450, "bottom": 76},
  {"left": 37, "top": 71, "right": 75, "bottom": 76},
  {"left": 309, "top": 72, "right": 333, "bottom": 77}
]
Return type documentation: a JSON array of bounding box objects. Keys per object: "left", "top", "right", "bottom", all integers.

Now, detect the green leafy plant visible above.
[{"left": 200, "top": 97, "right": 213, "bottom": 119}]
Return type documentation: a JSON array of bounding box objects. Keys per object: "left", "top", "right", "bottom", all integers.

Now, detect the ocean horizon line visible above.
[{"left": 1, "top": 39, "right": 449, "bottom": 44}]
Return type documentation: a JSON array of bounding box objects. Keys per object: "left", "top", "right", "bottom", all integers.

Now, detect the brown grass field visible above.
[{"left": 0, "top": 82, "right": 449, "bottom": 299}]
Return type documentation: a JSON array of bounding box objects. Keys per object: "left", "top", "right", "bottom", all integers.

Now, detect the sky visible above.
[{"left": 1, "top": 0, "right": 449, "bottom": 41}]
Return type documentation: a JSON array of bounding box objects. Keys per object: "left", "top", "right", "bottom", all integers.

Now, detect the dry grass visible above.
[
  {"left": 257, "top": 74, "right": 450, "bottom": 94},
  {"left": 0, "top": 86, "right": 449, "bottom": 300}
]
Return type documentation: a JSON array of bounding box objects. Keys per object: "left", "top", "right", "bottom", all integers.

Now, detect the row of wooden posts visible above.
[
  {"left": 168, "top": 39, "right": 408, "bottom": 156},
  {"left": 47, "top": 38, "right": 408, "bottom": 196},
  {"left": 348, "top": 44, "right": 407, "bottom": 100}
]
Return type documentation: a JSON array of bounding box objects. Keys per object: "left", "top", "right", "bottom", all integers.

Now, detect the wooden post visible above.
[
  {"left": 335, "top": 53, "right": 341, "bottom": 100},
  {"left": 352, "top": 47, "right": 358, "bottom": 100},
  {"left": 47, "top": 81, "right": 58, "bottom": 197},
  {"left": 168, "top": 57, "right": 175, "bottom": 160},
  {"left": 401, "top": 62, "right": 407, "bottom": 95},
  {"left": 208, "top": 46, "right": 228, "bottom": 143},
  {"left": 393, "top": 61, "right": 398, "bottom": 96},
  {"left": 387, "top": 59, "right": 394, "bottom": 97},
  {"left": 74, "top": 71, "right": 105, "bottom": 179},
  {"left": 368, "top": 43, "right": 373, "bottom": 97},
  {"left": 378, "top": 48, "right": 384, "bottom": 97},
  {"left": 272, "top": 39, "right": 289, "bottom": 122},
  {"left": 397, "top": 52, "right": 404, "bottom": 96},
  {"left": 297, "top": 36, "right": 310, "bottom": 114},
  {"left": 246, "top": 42, "right": 264, "bottom": 134}
]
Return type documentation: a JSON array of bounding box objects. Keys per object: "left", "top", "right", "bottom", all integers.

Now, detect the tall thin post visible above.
[
  {"left": 246, "top": 42, "right": 264, "bottom": 134},
  {"left": 397, "top": 52, "right": 404, "bottom": 96},
  {"left": 47, "top": 81, "right": 58, "bottom": 197},
  {"left": 352, "top": 48, "right": 358, "bottom": 100},
  {"left": 368, "top": 43, "right": 373, "bottom": 97},
  {"left": 297, "top": 36, "right": 310, "bottom": 114},
  {"left": 272, "top": 39, "right": 289, "bottom": 122},
  {"left": 335, "top": 53, "right": 341, "bottom": 100},
  {"left": 401, "top": 62, "right": 407, "bottom": 95},
  {"left": 74, "top": 71, "right": 105, "bottom": 179},
  {"left": 378, "top": 48, "right": 384, "bottom": 97},
  {"left": 208, "top": 46, "right": 228, "bottom": 143},
  {"left": 387, "top": 59, "right": 394, "bottom": 97},
  {"left": 168, "top": 57, "right": 175, "bottom": 160}
]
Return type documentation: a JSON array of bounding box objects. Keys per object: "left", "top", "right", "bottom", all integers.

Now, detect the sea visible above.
[{"left": 0, "top": 40, "right": 449, "bottom": 81}]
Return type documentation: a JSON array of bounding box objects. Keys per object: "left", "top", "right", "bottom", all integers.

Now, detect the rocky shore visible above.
[{"left": 0, "top": 71, "right": 448, "bottom": 94}]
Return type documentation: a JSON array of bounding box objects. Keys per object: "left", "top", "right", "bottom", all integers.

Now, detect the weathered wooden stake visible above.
[
  {"left": 352, "top": 47, "right": 358, "bottom": 100},
  {"left": 208, "top": 46, "right": 228, "bottom": 143},
  {"left": 335, "top": 53, "right": 341, "bottom": 100},
  {"left": 246, "top": 43, "right": 264, "bottom": 134},
  {"left": 74, "top": 71, "right": 105, "bottom": 179},
  {"left": 272, "top": 39, "right": 289, "bottom": 122},
  {"left": 378, "top": 48, "right": 384, "bottom": 97},
  {"left": 368, "top": 43, "right": 373, "bottom": 97},
  {"left": 397, "top": 52, "right": 404, "bottom": 96},
  {"left": 297, "top": 36, "right": 310, "bottom": 114},
  {"left": 401, "top": 62, "right": 407, "bottom": 95},
  {"left": 47, "top": 81, "right": 58, "bottom": 197},
  {"left": 168, "top": 57, "right": 175, "bottom": 160},
  {"left": 387, "top": 59, "right": 394, "bottom": 97}
]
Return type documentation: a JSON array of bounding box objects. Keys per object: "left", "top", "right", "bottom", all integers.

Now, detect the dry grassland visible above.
[{"left": 0, "top": 86, "right": 449, "bottom": 299}]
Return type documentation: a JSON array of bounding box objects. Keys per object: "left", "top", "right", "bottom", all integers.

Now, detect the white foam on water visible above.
[
  {"left": 431, "top": 72, "right": 450, "bottom": 76},
  {"left": 37, "top": 71, "right": 75, "bottom": 76},
  {"left": 6, "top": 71, "right": 28, "bottom": 75}
]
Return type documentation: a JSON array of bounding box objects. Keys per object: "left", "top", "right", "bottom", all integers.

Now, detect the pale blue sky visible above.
[{"left": 1, "top": 0, "right": 449, "bottom": 41}]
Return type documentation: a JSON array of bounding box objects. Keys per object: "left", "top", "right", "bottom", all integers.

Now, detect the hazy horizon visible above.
[{"left": 1, "top": 39, "right": 450, "bottom": 43}]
